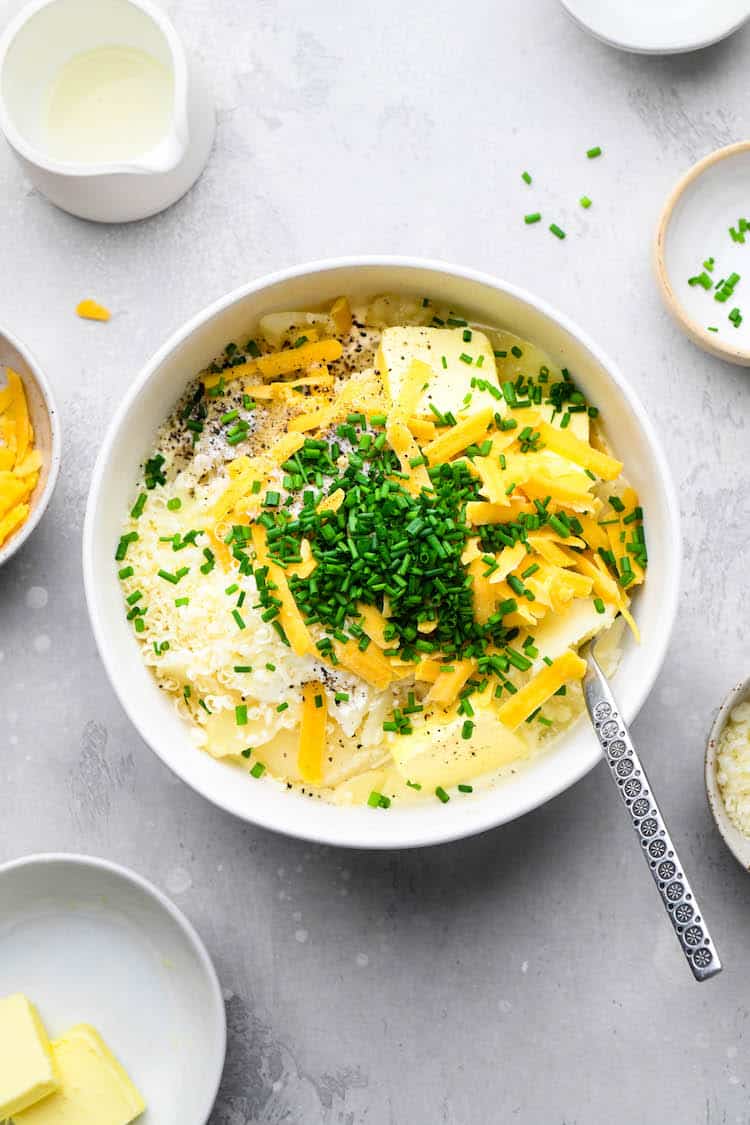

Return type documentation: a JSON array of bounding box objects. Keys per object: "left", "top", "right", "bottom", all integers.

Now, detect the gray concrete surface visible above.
[{"left": 1, "top": 1, "right": 749, "bottom": 1121}]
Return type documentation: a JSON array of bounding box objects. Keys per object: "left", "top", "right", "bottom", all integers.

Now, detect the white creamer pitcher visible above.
[{"left": 0, "top": 0, "right": 215, "bottom": 222}]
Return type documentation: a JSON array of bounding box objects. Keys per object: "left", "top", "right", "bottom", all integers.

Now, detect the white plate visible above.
[
  {"left": 560, "top": 0, "right": 750, "bottom": 54},
  {"left": 654, "top": 141, "right": 750, "bottom": 366},
  {"left": 0, "top": 854, "right": 226, "bottom": 1125}
]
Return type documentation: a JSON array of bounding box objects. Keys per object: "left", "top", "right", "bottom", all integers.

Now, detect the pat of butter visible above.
[
  {"left": 377, "top": 326, "right": 499, "bottom": 417},
  {"left": 14, "top": 1024, "right": 145, "bottom": 1125},
  {"left": 0, "top": 994, "right": 59, "bottom": 1118},
  {"left": 388, "top": 692, "right": 528, "bottom": 788}
]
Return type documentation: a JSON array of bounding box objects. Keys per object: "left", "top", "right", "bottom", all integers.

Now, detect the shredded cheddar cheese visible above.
[
  {"left": 76, "top": 298, "right": 111, "bottom": 321},
  {"left": 498, "top": 650, "right": 587, "bottom": 729},
  {"left": 298, "top": 682, "right": 328, "bottom": 783},
  {"left": 0, "top": 369, "right": 40, "bottom": 549}
]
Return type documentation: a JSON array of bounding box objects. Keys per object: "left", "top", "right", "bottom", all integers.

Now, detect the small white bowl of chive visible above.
[{"left": 655, "top": 141, "right": 750, "bottom": 366}]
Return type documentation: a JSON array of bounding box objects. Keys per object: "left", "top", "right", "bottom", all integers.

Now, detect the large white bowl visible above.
[{"left": 83, "top": 257, "right": 681, "bottom": 850}]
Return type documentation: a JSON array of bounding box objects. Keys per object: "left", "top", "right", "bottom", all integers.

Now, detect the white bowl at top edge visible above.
[
  {"left": 705, "top": 677, "right": 750, "bottom": 870},
  {"left": 82, "top": 256, "right": 682, "bottom": 850},
  {"left": 0, "top": 852, "right": 226, "bottom": 1124},
  {"left": 559, "top": 0, "right": 750, "bottom": 54},
  {"left": 0, "top": 324, "right": 61, "bottom": 567}
]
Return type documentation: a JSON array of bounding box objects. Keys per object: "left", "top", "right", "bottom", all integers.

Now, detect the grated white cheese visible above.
[
  {"left": 120, "top": 486, "right": 384, "bottom": 769},
  {"left": 716, "top": 701, "right": 750, "bottom": 836}
]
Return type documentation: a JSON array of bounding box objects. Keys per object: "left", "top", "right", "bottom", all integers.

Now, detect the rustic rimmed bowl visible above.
[
  {"left": 655, "top": 141, "right": 750, "bottom": 366},
  {"left": 705, "top": 677, "right": 750, "bottom": 870}
]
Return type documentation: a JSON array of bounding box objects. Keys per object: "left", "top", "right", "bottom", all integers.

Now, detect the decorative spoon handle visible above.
[{"left": 583, "top": 649, "right": 722, "bottom": 982}]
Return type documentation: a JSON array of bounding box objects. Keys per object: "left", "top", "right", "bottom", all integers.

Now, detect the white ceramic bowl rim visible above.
[
  {"left": 0, "top": 0, "right": 189, "bottom": 178},
  {"left": 83, "top": 255, "right": 681, "bottom": 849},
  {"left": 559, "top": 0, "right": 750, "bottom": 54},
  {"left": 0, "top": 849, "right": 227, "bottom": 1119},
  {"left": 0, "top": 323, "right": 61, "bottom": 567}
]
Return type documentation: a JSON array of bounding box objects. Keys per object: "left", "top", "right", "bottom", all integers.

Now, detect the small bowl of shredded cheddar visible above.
[{"left": 0, "top": 326, "right": 60, "bottom": 567}]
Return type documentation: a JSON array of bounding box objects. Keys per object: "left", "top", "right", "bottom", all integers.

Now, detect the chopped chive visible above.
[
  {"left": 241, "top": 747, "right": 252, "bottom": 758},
  {"left": 118, "top": 566, "right": 134, "bottom": 580},
  {"left": 277, "top": 702, "right": 289, "bottom": 712},
  {"left": 250, "top": 761, "right": 266, "bottom": 778},
  {"left": 547, "top": 515, "right": 570, "bottom": 538},
  {"left": 166, "top": 497, "right": 182, "bottom": 511},
  {"left": 235, "top": 704, "right": 248, "bottom": 725},
  {"left": 688, "top": 272, "right": 713, "bottom": 290},
  {"left": 461, "top": 720, "right": 474, "bottom": 740},
  {"left": 458, "top": 784, "right": 473, "bottom": 793},
  {"left": 334, "top": 691, "right": 349, "bottom": 703},
  {"left": 115, "top": 532, "right": 138, "bottom": 561},
  {"left": 521, "top": 170, "right": 532, "bottom": 184},
  {"left": 367, "top": 790, "right": 390, "bottom": 809},
  {"left": 549, "top": 223, "right": 566, "bottom": 240},
  {"left": 130, "top": 493, "right": 147, "bottom": 519},
  {"left": 579, "top": 195, "right": 592, "bottom": 209},
  {"left": 232, "top": 609, "right": 246, "bottom": 629},
  {"left": 586, "top": 145, "right": 602, "bottom": 159},
  {"left": 435, "top": 786, "right": 450, "bottom": 804},
  {"left": 175, "top": 597, "right": 189, "bottom": 607},
  {"left": 594, "top": 597, "right": 606, "bottom": 614},
  {"left": 524, "top": 212, "right": 542, "bottom": 224}
]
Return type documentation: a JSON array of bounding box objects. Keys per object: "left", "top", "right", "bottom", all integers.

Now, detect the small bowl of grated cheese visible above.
[{"left": 706, "top": 677, "right": 750, "bottom": 869}]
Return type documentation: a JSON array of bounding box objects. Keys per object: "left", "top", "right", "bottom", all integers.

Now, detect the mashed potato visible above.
[
  {"left": 716, "top": 701, "right": 750, "bottom": 836},
  {"left": 116, "top": 294, "right": 646, "bottom": 806}
]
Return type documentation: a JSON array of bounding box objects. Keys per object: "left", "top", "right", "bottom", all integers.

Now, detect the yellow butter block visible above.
[
  {"left": 14, "top": 1024, "right": 145, "bottom": 1125},
  {"left": 0, "top": 994, "right": 58, "bottom": 1118}
]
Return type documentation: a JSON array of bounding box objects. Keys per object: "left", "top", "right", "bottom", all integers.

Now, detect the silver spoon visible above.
[{"left": 582, "top": 645, "right": 722, "bottom": 982}]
